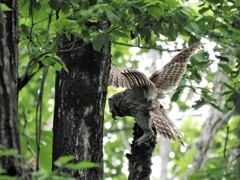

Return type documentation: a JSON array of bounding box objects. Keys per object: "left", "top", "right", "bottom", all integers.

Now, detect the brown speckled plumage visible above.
[{"left": 108, "top": 42, "right": 201, "bottom": 145}]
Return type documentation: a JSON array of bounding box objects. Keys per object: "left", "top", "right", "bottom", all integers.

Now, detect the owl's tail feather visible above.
[{"left": 150, "top": 107, "right": 185, "bottom": 146}]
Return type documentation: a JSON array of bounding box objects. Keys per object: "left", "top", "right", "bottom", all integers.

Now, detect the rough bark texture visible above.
[
  {"left": 185, "top": 70, "right": 235, "bottom": 178},
  {"left": 127, "top": 123, "right": 157, "bottom": 180},
  {"left": 0, "top": 0, "right": 21, "bottom": 176},
  {"left": 52, "top": 38, "right": 110, "bottom": 179}
]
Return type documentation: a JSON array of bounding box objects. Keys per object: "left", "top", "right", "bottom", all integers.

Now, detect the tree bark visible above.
[
  {"left": 52, "top": 38, "right": 110, "bottom": 179},
  {"left": 0, "top": 0, "right": 21, "bottom": 176},
  {"left": 127, "top": 123, "right": 157, "bottom": 180}
]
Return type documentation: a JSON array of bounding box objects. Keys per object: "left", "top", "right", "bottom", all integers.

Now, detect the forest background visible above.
[{"left": 0, "top": 0, "right": 240, "bottom": 179}]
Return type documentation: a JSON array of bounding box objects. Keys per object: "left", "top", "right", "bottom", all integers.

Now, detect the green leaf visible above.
[
  {"left": 50, "top": 44, "right": 59, "bottom": 54},
  {"left": 171, "top": 88, "right": 183, "bottom": 102},
  {"left": 209, "top": 101, "right": 222, "bottom": 111},
  {"left": 54, "top": 62, "right": 62, "bottom": 71},
  {"left": 218, "top": 63, "right": 232, "bottom": 74},
  {"left": 92, "top": 33, "right": 109, "bottom": 52},
  {"left": 54, "top": 155, "right": 75, "bottom": 167},
  {"left": 223, "top": 83, "right": 235, "bottom": 90},
  {"left": 55, "top": 58, "right": 68, "bottom": 73},
  {"left": 0, "top": 176, "right": 15, "bottom": 180},
  {"left": 189, "top": 22, "right": 199, "bottom": 33},
  {"left": 192, "top": 99, "right": 205, "bottom": 109},
  {"left": 152, "top": 22, "right": 162, "bottom": 36},
  {"left": 33, "top": 1, "right": 41, "bottom": 11},
  {"left": 44, "top": 55, "right": 69, "bottom": 73},
  {"left": 28, "top": 62, "right": 40, "bottom": 75},
  {"left": 0, "top": 3, "right": 11, "bottom": 11},
  {"left": 198, "top": 7, "right": 210, "bottom": 15},
  {"left": 131, "top": 6, "right": 141, "bottom": 15},
  {"left": 48, "top": 0, "right": 60, "bottom": 10},
  {"left": 216, "top": 55, "right": 229, "bottom": 62},
  {"left": 222, "top": 90, "right": 233, "bottom": 96},
  {"left": 69, "top": 0, "right": 79, "bottom": 9},
  {"left": 65, "top": 161, "right": 99, "bottom": 170},
  {"left": 0, "top": 149, "right": 20, "bottom": 157},
  {"left": 191, "top": 69, "right": 202, "bottom": 83},
  {"left": 146, "top": 5, "right": 162, "bottom": 21},
  {"left": 106, "top": 10, "right": 121, "bottom": 25},
  {"left": 60, "top": 1, "right": 70, "bottom": 13}
]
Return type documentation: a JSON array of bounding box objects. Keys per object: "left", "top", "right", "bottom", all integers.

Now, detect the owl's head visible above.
[{"left": 108, "top": 96, "right": 123, "bottom": 120}]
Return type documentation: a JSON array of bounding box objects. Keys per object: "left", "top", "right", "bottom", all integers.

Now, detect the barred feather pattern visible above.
[
  {"left": 108, "top": 64, "right": 157, "bottom": 100},
  {"left": 108, "top": 42, "right": 201, "bottom": 145},
  {"left": 150, "top": 106, "right": 184, "bottom": 145},
  {"left": 149, "top": 42, "right": 201, "bottom": 97}
]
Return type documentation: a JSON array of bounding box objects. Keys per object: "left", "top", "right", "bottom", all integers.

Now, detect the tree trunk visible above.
[
  {"left": 184, "top": 70, "right": 235, "bottom": 178},
  {"left": 227, "top": 10, "right": 240, "bottom": 178},
  {"left": 52, "top": 38, "right": 110, "bottom": 179},
  {"left": 127, "top": 124, "right": 157, "bottom": 180},
  {"left": 0, "top": 0, "right": 21, "bottom": 176},
  {"left": 228, "top": 146, "right": 240, "bottom": 179}
]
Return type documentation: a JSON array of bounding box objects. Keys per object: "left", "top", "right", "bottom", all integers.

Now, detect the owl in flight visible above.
[{"left": 108, "top": 42, "right": 201, "bottom": 145}]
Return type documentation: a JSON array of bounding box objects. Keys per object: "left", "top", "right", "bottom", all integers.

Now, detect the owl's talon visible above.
[
  {"left": 136, "top": 134, "right": 153, "bottom": 146},
  {"left": 108, "top": 42, "right": 200, "bottom": 147}
]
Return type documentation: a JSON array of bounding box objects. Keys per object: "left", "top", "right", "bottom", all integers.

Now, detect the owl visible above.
[{"left": 108, "top": 42, "right": 201, "bottom": 145}]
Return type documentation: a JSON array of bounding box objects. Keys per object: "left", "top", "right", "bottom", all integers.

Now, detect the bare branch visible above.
[
  {"left": 224, "top": 126, "right": 229, "bottom": 158},
  {"left": 35, "top": 66, "right": 49, "bottom": 170},
  {"left": 112, "top": 41, "right": 182, "bottom": 52}
]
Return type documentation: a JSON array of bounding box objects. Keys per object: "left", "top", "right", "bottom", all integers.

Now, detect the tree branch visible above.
[
  {"left": 17, "top": 52, "right": 48, "bottom": 92},
  {"left": 127, "top": 123, "right": 157, "bottom": 180},
  {"left": 35, "top": 66, "right": 49, "bottom": 170},
  {"left": 184, "top": 69, "right": 236, "bottom": 178},
  {"left": 112, "top": 41, "right": 182, "bottom": 52},
  {"left": 224, "top": 126, "right": 229, "bottom": 158}
]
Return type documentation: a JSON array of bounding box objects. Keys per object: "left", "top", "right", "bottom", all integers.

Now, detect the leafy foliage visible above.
[{"left": 12, "top": 0, "right": 240, "bottom": 179}]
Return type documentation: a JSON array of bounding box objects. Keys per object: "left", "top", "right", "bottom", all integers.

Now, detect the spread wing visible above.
[
  {"left": 149, "top": 42, "right": 201, "bottom": 94},
  {"left": 108, "top": 64, "right": 157, "bottom": 100},
  {"left": 150, "top": 106, "right": 185, "bottom": 145}
]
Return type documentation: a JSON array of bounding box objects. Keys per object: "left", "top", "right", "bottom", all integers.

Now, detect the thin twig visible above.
[
  {"left": 46, "top": 11, "right": 53, "bottom": 42},
  {"left": 35, "top": 66, "right": 49, "bottom": 170},
  {"left": 35, "top": 35, "right": 43, "bottom": 48},
  {"left": 112, "top": 41, "right": 182, "bottom": 52},
  {"left": 223, "top": 126, "right": 229, "bottom": 158},
  {"left": 17, "top": 52, "right": 49, "bottom": 92},
  {"left": 58, "top": 42, "right": 90, "bottom": 53},
  {"left": 21, "top": 107, "right": 36, "bottom": 156},
  {"left": 17, "top": 39, "right": 180, "bottom": 91},
  {"left": 34, "top": 12, "right": 56, "bottom": 25},
  {"left": 27, "top": 0, "right": 34, "bottom": 47}
]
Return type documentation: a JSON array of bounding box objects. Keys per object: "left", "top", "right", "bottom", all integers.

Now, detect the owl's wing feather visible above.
[
  {"left": 150, "top": 107, "right": 185, "bottom": 145},
  {"left": 109, "top": 64, "right": 157, "bottom": 100},
  {"left": 150, "top": 42, "right": 201, "bottom": 92}
]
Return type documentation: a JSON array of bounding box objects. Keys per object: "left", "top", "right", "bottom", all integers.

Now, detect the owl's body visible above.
[
  {"left": 109, "top": 88, "right": 154, "bottom": 145},
  {"left": 109, "top": 88, "right": 151, "bottom": 117},
  {"left": 109, "top": 87, "right": 185, "bottom": 145},
  {"left": 108, "top": 42, "right": 201, "bottom": 145}
]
